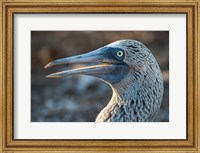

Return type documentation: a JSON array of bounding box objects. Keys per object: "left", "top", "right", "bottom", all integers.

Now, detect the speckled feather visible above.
[{"left": 95, "top": 40, "right": 164, "bottom": 122}]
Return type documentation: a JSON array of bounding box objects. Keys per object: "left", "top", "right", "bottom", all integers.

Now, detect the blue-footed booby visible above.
[{"left": 45, "top": 40, "right": 163, "bottom": 122}]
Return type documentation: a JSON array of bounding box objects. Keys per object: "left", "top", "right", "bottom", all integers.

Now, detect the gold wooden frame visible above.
[{"left": 0, "top": 0, "right": 199, "bottom": 152}]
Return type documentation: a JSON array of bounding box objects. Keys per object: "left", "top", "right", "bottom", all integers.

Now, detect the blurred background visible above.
[{"left": 31, "top": 31, "right": 169, "bottom": 122}]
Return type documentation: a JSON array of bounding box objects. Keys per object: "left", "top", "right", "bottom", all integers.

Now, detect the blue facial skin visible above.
[{"left": 91, "top": 47, "right": 130, "bottom": 84}]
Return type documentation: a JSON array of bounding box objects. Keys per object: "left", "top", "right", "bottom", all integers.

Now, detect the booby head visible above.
[{"left": 45, "top": 40, "right": 164, "bottom": 122}]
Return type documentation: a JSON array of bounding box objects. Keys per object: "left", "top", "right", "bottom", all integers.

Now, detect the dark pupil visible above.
[{"left": 118, "top": 51, "right": 122, "bottom": 56}]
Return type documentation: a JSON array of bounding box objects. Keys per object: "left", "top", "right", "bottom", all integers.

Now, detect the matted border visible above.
[{"left": 0, "top": 0, "right": 199, "bottom": 152}]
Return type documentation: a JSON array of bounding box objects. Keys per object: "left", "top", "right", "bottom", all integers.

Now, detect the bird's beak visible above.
[{"left": 44, "top": 47, "right": 117, "bottom": 78}]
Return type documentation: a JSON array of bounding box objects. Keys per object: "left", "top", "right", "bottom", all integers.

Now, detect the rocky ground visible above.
[{"left": 31, "top": 31, "right": 169, "bottom": 122}]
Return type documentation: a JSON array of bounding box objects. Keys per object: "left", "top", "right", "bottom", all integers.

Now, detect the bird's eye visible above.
[{"left": 117, "top": 51, "right": 124, "bottom": 57}]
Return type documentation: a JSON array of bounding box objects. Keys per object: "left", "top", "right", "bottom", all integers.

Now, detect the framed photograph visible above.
[{"left": 1, "top": 0, "right": 199, "bottom": 152}]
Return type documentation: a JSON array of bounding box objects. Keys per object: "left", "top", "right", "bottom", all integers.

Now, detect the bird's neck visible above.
[
  {"left": 95, "top": 78, "right": 142, "bottom": 122},
  {"left": 95, "top": 71, "right": 163, "bottom": 122}
]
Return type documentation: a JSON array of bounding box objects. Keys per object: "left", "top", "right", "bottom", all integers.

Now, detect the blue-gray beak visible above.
[
  {"left": 45, "top": 48, "right": 117, "bottom": 78},
  {"left": 45, "top": 47, "right": 130, "bottom": 84}
]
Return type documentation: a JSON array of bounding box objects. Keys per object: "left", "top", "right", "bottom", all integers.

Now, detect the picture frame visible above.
[{"left": 0, "top": 0, "right": 199, "bottom": 152}]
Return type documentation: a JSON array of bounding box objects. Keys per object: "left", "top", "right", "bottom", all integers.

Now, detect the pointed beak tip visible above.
[
  {"left": 44, "top": 63, "right": 52, "bottom": 69},
  {"left": 46, "top": 74, "right": 61, "bottom": 78}
]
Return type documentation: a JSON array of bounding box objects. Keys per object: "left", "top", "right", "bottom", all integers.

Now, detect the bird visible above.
[{"left": 45, "top": 40, "right": 164, "bottom": 122}]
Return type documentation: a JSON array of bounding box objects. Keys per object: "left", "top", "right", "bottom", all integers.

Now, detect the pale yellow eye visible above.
[{"left": 117, "top": 51, "right": 124, "bottom": 57}]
